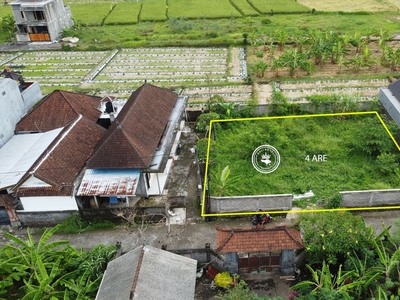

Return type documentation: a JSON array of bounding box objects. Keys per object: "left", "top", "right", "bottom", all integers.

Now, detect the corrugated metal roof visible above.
[
  {"left": 77, "top": 168, "right": 140, "bottom": 196},
  {"left": 0, "top": 128, "right": 63, "bottom": 190}
]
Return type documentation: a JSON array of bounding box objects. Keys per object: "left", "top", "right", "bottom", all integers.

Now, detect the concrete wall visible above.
[
  {"left": 379, "top": 88, "right": 400, "bottom": 128},
  {"left": 0, "top": 79, "right": 42, "bottom": 148},
  {"left": 209, "top": 194, "right": 292, "bottom": 214},
  {"left": 0, "top": 79, "right": 25, "bottom": 148},
  {"left": 340, "top": 189, "right": 400, "bottom": 208},
  {"left": 22, "top": 82, "right": 42, "bottom": 111},
  {"left": 17, "top": 210, "right": 77, "bottom": 226},
  {"left": 20, "top": 196, "right": 79, "bottom": 211}
]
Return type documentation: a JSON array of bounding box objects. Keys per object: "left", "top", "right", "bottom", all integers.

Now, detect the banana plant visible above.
[{"left": 291, "top": 262, "right": 363, "bottom": 299}]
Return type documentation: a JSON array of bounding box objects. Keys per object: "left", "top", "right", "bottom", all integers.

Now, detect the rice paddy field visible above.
[{"left": 298, "top": 0, "right": 400, "bottom": 11}]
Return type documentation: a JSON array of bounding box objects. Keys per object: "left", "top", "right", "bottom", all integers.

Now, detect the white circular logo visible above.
[{"left": 252, "top": 145, "right": 281, "bottom": 174}]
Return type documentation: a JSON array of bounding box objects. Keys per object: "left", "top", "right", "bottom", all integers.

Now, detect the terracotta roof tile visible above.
[
  {"left": 216, "top": 225, "right": 304, "bottom": 253},
  {"left": 15, "top": 90, "right": 102, "bottom": 132},
  {"left": 87, "top": 83, "right": 178, "bottom": 169},
  {"left": 17, "top": 186, "right": 73, "bottom": 197},
  {"left": 15, "top": 116, "right": 106, "bottom": 190}
]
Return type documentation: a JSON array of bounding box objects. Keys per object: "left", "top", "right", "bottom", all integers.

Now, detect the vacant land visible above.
[{"left": 207, "top": 113, "right": 400, "bottom": 201}]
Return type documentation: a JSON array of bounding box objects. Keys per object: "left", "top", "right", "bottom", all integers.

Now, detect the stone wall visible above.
[
  {"left": 340, "top": 189, "right": 400, "bottom": 208},
  {"left": 209, "top": 194, "right": 292, "bottom": 214}
]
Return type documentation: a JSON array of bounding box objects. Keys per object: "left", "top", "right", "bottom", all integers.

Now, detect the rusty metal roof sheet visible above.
[{"left": 77, "top": 168, "right": 140, "bottom": 196}]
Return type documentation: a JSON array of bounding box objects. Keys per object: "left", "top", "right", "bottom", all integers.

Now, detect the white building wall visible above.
[
  {"left": 21, "top": 82, "right": 42, "bottom": 112},
  {"left": 20, "top": 196, "right": 78, "bottom": 211},
  {"left": 0, "top": 79, "right": 42, "bottom": 148},
  {"left": 0, "top": 79, "right": 25, "bottom": 148}
]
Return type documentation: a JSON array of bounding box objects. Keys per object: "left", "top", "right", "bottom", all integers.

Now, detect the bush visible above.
[
  {"left": 196, "top": 112, "right": 220, "bottom": 132},
  {"left": 214, "top": 272, "right": 232, "bottom": 289}
]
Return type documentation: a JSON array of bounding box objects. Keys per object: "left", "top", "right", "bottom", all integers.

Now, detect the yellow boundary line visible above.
[{"left": 201, "top": 111, "right": 400, "bottom": 217}]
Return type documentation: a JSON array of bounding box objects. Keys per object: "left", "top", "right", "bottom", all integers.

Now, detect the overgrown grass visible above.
[
  {"left": 55, "top": 215, "right": 118, "bottom": 234},
  {"left": 208, "top": 114, "right": 400, "bottom": 202}
]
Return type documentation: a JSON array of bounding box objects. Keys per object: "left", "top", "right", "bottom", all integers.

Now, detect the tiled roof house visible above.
[
  {"left": 216, "top": 225, "right": 304, "bottom": 275},
  {"left": 77, "top": 83, "right": 188, "bottom": 208},
  {"left": 87, "top": 83, "right": 179, "bottom": 169},
  {"left": 15, "top": 90, "right": 102, "bottom": 133},
  {"left": 12, "top": 116, "right": 106, "bottom": 225}
]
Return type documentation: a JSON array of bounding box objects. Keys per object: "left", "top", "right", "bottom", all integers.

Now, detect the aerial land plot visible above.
[
  {"left": 203, "top": 112, "right": 400, "bottom": 214},
  {"left": 104, "top": 2, "right": 141, "bottom": 25},
  {"left": 247, "top": 0, "right": 310, "bottom": 13},
  {"left": 140, "top": 0, "right": 167, "bottom": 21},
  {"left": 168, "top": 0, "right": 241, "bottom": 19},
  {"left": 69, "top": 3, "right": 112, "bottom": 26}
]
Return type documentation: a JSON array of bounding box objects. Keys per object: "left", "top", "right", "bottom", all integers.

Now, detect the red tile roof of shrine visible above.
[{"left": 216, "top": 225, "right": 304, "bottom": 253}]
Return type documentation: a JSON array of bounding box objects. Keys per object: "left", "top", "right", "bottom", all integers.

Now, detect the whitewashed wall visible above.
[{"left": 20, "top": 196, "right": 78, "bottom": 211}]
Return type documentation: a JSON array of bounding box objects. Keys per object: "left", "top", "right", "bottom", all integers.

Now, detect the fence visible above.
[
  {"left": 340, "top": 189, "right": 400, "bottom": 208},
  {"left": 209, "top": 194, "right": 293, "bottom": 214}
]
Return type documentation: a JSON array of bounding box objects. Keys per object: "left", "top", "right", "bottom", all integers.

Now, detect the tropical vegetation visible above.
[
  {"left": 292, "top": 212, "right": 400, "bottom": 300},
  {"left": 0, "top": 225, "right": 116, "bottom": 299}
]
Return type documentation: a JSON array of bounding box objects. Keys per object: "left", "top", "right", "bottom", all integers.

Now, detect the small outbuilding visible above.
[
  {"left": 96, "top": 245, "right": 197, "bottom": 300},
  {"left": 216, "top": 225, "right": 304, "bottom": 276}
]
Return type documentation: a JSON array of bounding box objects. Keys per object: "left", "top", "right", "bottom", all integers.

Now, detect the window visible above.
[
  {"left": 33, "top": 11, "right": 45, "bottom": 21},
  {"left": 20, "top": 11, "right": 25, "bottom": 19}
]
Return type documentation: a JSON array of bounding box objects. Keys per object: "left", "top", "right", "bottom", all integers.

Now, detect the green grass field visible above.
[
  {"left": 248, "top": 0, "right": 310, "bottom": 14},
  {"left": 208, "top": 114, "right": 400, "bottom": 201},
  {"left": 230, "top": 0, "right": 259, "bottom": 16},
  {"left": 104, "top": 2, "right": 141, "bottom": 25},
  {"left": 69, "top": 3, "right": 112, "bottom": 25},
  {"left": 168, "top": 0, "right": 241, "bottom": 19},
  {"left": 139, "top": 0, "right": 167, "bottom": 21},
  {"left": 0, "top": 5, "right": 11, "bottom": 18}
]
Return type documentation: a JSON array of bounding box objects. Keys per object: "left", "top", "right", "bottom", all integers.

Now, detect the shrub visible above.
[
  {"left": 196, "top": 112, "right": 220, "bottom": 132},
  {"left": 214, "top": 272, "right": 232, "bottom": 289}
]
